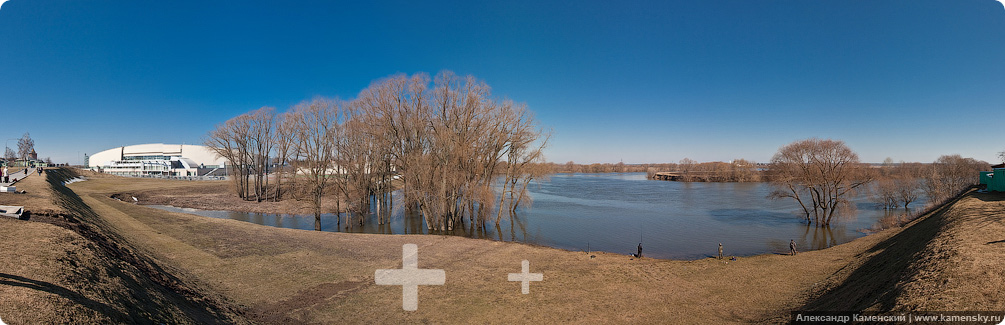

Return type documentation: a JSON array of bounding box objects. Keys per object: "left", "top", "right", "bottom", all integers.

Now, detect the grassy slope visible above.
[
  {"left": 0, "top": 169, "right": 245, "bottom": 324},
  {"left": 803, "top": 190, "right": 1005, "bottom": 311}
]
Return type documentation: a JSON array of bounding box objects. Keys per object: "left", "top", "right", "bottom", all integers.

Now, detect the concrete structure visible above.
[
  {"left": 0, "top": 206, "right": 23, "bottom": 219},
  {"left": 87, "top": 144, "right": 227, "bottom": 177}
]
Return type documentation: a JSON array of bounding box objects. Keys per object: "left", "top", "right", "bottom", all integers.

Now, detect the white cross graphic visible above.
[
  {"left": 508, "top": 260, "right": 543, "bottom": 294},
  {"left": 375, "top": 244, "right": 445, "bottom": 311}
]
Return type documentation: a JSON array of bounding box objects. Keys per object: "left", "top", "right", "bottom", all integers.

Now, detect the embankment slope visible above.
[
  {"left": 0, "top": 169, "right": 245, "bottom": 324},
  {"left": 803, "top": 190, "right": 1005, "bottom": 311}
]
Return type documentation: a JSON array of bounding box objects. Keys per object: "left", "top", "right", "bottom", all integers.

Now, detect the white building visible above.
[{"left": 87, "top": 144, "right": 227, "bottom": 177}]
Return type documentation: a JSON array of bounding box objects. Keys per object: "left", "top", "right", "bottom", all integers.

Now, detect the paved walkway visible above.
[{"left": 1, "top": 168, "right": 32, "bottom": 187}]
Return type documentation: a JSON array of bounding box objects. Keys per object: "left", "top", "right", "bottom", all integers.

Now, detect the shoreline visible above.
[
  {"left": 141, "top": 200, "right": 875, "bottom": 262},
  {"left": 3, "top": 167, "right": 1000, "bottom": 322}
]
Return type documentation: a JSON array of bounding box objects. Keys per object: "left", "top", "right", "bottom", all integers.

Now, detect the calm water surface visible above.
[{"left": 148, "top": 172, "right": 922, "bottom": 259}]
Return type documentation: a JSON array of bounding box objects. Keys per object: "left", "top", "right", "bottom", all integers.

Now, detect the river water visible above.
[{"left": 148, "top": 172, "right": 923, "bottom": 259}]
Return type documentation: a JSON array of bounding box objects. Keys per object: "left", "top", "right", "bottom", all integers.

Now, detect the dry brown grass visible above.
[
  {"left": 0, "top": 168, "right": 246, "bottom": 324},
  {"left": 65, "top": 173, "right": 906, "bottom": 323},
  {"left": 98, "top": 174, "right": 346, "bottom": 215},
  {"left": 893, "top": 192, "right": 1005, "bottom": 310},
  {"left": 4, "top": 168, "right": 1003, "bottom": 323},
  {"left": 801, "top": 189, "right": 1005, "bottom": 312}
]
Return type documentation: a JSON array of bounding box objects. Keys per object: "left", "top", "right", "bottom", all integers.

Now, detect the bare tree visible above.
[
  {"left": 768, "top": 138, "right": 872, "bottom": 226},
  {"left": 273, "top": 111, "right": 296, "bottom": 201},
  {"left": 247, "top": 107, "right": 275, "bottom": 202},
  {"left": 730, "top": 159, "right": 760, "bottom": 182},
  {"left": 874, "top": 177, "right": 899, "bottom": 209},
  {"left": 17, "top": 132, "right": 34, "bottom": 161},
  {"left": 206, "top": 115, "right": 253, "bottom": 199},
  {"left": 922, "top": 154, "right": 989, "bottom": 203},
  {"left": 4, "top": 147, "right": 15, "bottom": 160},
  {"left": 205, "top": 71, "right": 548, "bottom": 233},
  {"left": 678, "top": 158, "right": 697, "bottom": 182},
  {"left": 289, "top": 97, "right": 342, "bottom": 230},
  {"left": 497, "top": 104, "right": 550, "bottom": 224}
]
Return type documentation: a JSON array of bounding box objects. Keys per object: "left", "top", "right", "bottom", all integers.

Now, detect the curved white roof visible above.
[{"left": 87, "top": 144, "right": 226, "bottom": 168}]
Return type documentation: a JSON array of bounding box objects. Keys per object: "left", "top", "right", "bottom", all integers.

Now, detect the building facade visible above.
[{"left": 87, "top": 144, "right": 227, "bottom": 177}]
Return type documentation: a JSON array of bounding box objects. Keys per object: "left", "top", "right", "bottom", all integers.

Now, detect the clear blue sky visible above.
[{"left": 1, "top": 0, "right": 1003, "bottom": 165}]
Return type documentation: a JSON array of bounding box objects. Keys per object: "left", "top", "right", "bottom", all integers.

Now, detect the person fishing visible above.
[
  {"left": 789, "top": 239, "right": 798, "bottom": 256},
  {"left": 718, "top": 243, "right": 723, "bottom": 260},
  {"left": 637, "top": 243, "right": 643, "bottom": 258}
]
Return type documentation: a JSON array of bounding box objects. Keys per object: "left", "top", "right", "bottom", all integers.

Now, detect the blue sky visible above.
[{"left": 1, "top": 0, "right": 1003, "bottom": 165}]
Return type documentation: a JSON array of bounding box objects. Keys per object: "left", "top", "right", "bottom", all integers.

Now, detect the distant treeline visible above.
[{"left": 542, "top": 159, "right": 764, "bottom": 182}]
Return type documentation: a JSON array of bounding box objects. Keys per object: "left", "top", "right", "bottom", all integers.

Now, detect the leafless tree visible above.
[
  {"left": 273, "top": 111, "right": 296, "bottom": 201},
  {"left": 17, "top": 132, "right": 34, "bottom": 161},
  {"left": 496, "top": 105, "right": 550, "bottom": 224},
  {"left": 289, "top": 97, "right": 342, "bottom": 230},
  {"left": 921, "top": 154, "right": 989, "bottom": 203},
  {"left": 206, "top": 114, "right": 253, "bottom": 199},
  {"left": 678, "top": 158, "right": 697, "bottom": 182},
  {"left": 205, "top": 71, "right": 548, "bottom": 233},
  {"left": 4, "top": 147, "right": 15, "bottom": 160},
  {"left": 248, "top": 107, "right": 275, "bottom": 202},
  {"left": 768, "top": 138, "right": 872, "bottom": 226}
]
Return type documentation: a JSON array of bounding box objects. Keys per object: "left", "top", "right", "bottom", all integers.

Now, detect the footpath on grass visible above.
[{"left": 1, "top": 167, "right": 1003, "bottom": 323}]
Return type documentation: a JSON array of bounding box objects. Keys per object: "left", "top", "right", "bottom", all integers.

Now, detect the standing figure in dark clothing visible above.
[
  {"left": 637, "top": 243, "right": 643, "bottom": 258},
  {"left": 718, "top": 243, "right": 723, "bottom": 260},
  {"left": 789, "top": 239, "right": 798, "bottom": 256}
]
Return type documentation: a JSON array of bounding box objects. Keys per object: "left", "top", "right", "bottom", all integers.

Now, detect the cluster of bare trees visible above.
[
  {"left": 550, "top": 160, "right": 762, "bottom": 182},
  {"left": 205, "top": 108, "right": 276, "bottom": 202},
  {"left": 552, "top": 161, "right": 658, "bottom": 173},
  {"left": 768, "top": 138, "right": 990, "bottom": 227},
  {"left": 641, "top": 159, "right": 761, "bottom": 182},
  {"left": 920, "top": 154, "right": 989, "bottom": 203},
  {"left": 871, "top": 155, "right": 988, "bottom": 230},
  {"left": 206, "top": 71, "right": 549, "bottom": 231},
  {"left": 767, "top": 138, "right": 872, "bottom": 226},
  {"left": 874, "top": 155, "right": 989, "bottom": 210},
  {"left": 873, "top": 160, "right": 924, "bottom": 209}
]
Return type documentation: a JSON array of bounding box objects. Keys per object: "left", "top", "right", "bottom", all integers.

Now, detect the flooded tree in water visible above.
[
  {"left": 768, "top": 138, "right": 872, "bottom": 226},
  {"left": 272, "top": 112, "right": 297, "bottom": 202},
  {"left": 207, "top": 71, "right": 548, "bottom": 232},
  {"left": 678, "top": 158, "right": 697, "bottom": 182},
  {"left": 289, "top": 98, "right": 343, "bottom": 230},
  {"left": 354, "top": 72, "right": 548, "bottom": 231}
]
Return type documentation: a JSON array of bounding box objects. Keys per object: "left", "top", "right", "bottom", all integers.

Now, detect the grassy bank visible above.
[
  {"left": 2, "top": 168, "right": 1003, "bottom": 323},
  {"left": 0, "top": 169, "right": 244, "bottom": 323}
]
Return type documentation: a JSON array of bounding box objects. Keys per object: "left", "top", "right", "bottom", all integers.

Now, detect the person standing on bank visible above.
[
  {"left": 637, "top": 243, "right": 643, "bottom": 258},
  {"left": 789, "top": 239, "right": 797, "bottom": 256},
  {"left": 718, "top": 243, "right": 723, "bottom": 260}
]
